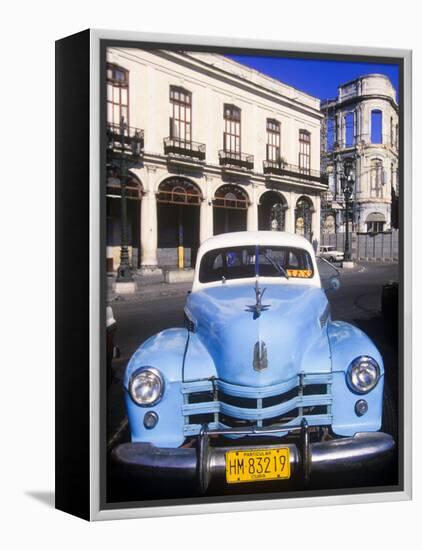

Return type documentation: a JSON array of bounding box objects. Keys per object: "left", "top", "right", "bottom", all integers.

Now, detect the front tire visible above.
[{"left": 329, "top": 256, "right": 335, "bottom": 263}]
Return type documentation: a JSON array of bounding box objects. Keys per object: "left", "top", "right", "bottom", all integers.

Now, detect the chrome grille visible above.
[{"left": 181, "top": 373, "right": 333, "bottom": 436}]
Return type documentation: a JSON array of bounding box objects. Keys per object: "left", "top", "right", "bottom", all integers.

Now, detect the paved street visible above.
[{"left": 107, "top": 261, "right": 399, "bottom": 502}]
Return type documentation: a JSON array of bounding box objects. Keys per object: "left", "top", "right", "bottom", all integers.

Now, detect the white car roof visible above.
[
  {"left": 198, "top": 231, "right": 316, "bottom": 257},
  {"left": 193, "top": 231, "right": 320, "bottom": 291}
]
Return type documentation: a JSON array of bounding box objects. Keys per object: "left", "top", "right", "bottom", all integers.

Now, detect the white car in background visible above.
[{"left": 319, "top": 245, "right": 344, "bottom": 263}]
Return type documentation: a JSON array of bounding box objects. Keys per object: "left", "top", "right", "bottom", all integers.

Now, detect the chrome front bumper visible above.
[{"left": 112, "top": 426, "right": 395, "bottom": 493}]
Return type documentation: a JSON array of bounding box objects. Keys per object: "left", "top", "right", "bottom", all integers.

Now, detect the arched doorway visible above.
[
  {"left": 322, "top": 213, "right": 336, "bottom": 234},
  {"left": 258, "top": 191, "right": 287, "bottom": 231},
  {"left": 106, "top": 169, "right": 143, "bottom": 270},
  {"left": 213, "top": 184, "right": 249, "bottom": 235},
  {"left": 295, "top": 196, "right": 314, "bottom": 241},
  {"left": 157, "top": 177, "right": 202, "bottom": 268}
]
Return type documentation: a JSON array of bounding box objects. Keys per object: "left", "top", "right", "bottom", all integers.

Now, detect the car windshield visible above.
[{"left": 199, "top": 245, "right": 314, "bottom": 283}]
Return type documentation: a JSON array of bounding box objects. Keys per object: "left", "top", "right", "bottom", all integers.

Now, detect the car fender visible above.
[{"left": 124, "top": 328, "right": 189, "bottom": 448}]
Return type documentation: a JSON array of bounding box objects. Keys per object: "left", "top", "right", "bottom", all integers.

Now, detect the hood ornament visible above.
[
  {"left": 253, "top": 340, "right": 268, "bottom": 372},
  {"left": 246, "top": 279, "right": 271, "bottom": 319}
]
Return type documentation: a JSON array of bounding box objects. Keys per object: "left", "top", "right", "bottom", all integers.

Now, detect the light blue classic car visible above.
[{"left": 113, "top": 231, "right": 395, "bottom": 491}]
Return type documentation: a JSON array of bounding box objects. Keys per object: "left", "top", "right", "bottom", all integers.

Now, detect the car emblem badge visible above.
[
  {"left": 246, "top": 279, "right": 271, "bottom": 319},
  {"left": 253, "top": 340, "right": 268, "bottom": 372}
]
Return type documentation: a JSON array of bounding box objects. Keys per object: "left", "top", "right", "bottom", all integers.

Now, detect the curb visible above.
[{"left": 107, "top": 282, "right": 192, "bottom": 304}]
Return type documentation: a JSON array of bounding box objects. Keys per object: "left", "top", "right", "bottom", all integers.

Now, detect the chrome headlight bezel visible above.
[
  {"left": 346, "top": 356, "right": 381, "bottom": 394},
  {"left": 128, "top": 367, "right": 164, "bottom": 407}
]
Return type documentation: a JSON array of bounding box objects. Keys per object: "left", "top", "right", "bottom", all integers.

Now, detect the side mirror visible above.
[{"left": 329, "top": 277, "right": 340, "bottom": 292}]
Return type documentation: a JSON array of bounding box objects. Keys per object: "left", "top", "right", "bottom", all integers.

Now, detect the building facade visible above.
[
  {"left": 106, "top": 48, "right": 328, "bottom": 272},
  {"left": 321, "top": 74, "right": 399, "bottom": 235}
]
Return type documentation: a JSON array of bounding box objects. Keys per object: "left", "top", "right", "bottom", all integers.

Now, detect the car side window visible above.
[
  {"left": 287, "top": 251, "right": 300, "bottom": 268},
  {"left": 317, "top": 257, "right": 341, "bottom": 289},
  {"left": 213, "top": 254, "right": 223, "bottom": 269}
]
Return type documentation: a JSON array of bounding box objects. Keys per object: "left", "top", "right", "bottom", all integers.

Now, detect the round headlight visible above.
[
  {"left": 129, "top": 367, "right": 164, "bottom": 406},
  {"left": 347, "top": 356, "right": 380, "bottom": 394}
]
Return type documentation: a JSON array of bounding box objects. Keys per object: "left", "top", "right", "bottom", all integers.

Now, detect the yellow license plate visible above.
[{"left": 225, "top": 448, "right": 290, "bottom": 484}]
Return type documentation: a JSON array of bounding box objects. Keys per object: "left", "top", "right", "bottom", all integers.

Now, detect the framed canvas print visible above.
[{"left": 55, "top": 29, "right": 412, "bottom": 521}]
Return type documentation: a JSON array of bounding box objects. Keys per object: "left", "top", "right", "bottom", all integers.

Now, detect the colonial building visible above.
[
  {"left": 106, "top": 48, "right": 328, "bottom": 273},
  {"left": 321, "top": 74, "right": 399, "bottom": 234}
]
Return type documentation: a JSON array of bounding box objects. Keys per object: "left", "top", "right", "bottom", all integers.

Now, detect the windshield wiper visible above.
[{"left": 264, "top": 254, "right": 289, "bottom": 279}]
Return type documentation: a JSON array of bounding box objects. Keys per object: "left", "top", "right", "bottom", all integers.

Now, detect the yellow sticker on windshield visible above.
[{"left": 287, "top": 269, "right": 313, "bottom": 278}]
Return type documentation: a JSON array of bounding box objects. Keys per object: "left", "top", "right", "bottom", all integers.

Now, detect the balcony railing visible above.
[
  {"left": 164, "top": 137, "right": 206, "bottom": 161},
  {"left": 107, "top": 123, "right": 144, "bottom": 159},
  {"left": 263, "top": 159, "right": 328, "bottom": 185},
  {"left": 219, "top": 150, "right": 254, "bottom": 171}
]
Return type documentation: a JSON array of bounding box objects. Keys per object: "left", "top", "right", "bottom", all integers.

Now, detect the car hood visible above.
[{"left": 185, "top": 282, "right": 331, "bottom": 386}]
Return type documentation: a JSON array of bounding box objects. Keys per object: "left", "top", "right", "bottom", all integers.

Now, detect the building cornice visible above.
[
  {"left": 322, "top": 93, "right": 399, "bottom": 114},
  {"left": 322, "top": 144, "right": 399, "bottom": 160},
  {"left": 172, "top": 51, "right": 324, "bottom": 120},
  {"left": 112, "top": 47, "right": 323, "bottom": 121}
]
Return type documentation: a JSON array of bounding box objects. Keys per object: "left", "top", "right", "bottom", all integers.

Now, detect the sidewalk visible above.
[
  {"left": 107, "top": 274, "right": 191, "bottom": 303},
  {"left": 335, "top": 261, "right": 366, "bottom": 274}
]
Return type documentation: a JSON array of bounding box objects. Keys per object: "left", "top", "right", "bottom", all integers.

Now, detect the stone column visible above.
[
  {"left": 342, "top": 113, "right": 347, "bottom": 146},
  {"left": 247, "top": 198, "right": 258, "bottom": 231},
  {"left": 311, "top": 196, "right": 321, "bottom": 251},
  {"left": 355, "top": 153, "right": 362, "bottom": 195},
  {"left": 140, "top": 165, "right": 160, "bottom": 272},
  {"left": 284, "top": 206, "right": 293, "bottom": 234},
  {"left": 200, "top": 200, "right": 214, "bottom": 244},
  {"left": 285, "top": 192, "right": 295, "bottom": 234},
  {"left": 199, "top": 177, "right": 214, "bottom": 244},
  {"left": 356, "top": 105, "right": 362, "bottom": 142},
  {"left": 361, "top": 104, "right": 370, "bottom": 143}
]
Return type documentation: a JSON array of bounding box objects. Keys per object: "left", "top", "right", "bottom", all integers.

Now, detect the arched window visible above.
[
  {"left": 345, "top": 112, "right": 354, "bottom": 147},
  {"left": 106, "top": 169, "right": 142, "bottom": 199},
  {"left": 295, "top": 196, "right": 314, "bottom": 240},
  {"left": 370, "top": 159, "right": 384, "bottom": 198},
  {"left": 157, "top": 177, "right": 202, "bottom": 205},
  {"left": 371, "top": 110, "right": 383, "bottom": 144},
  {"left": 214, "top": 185, "right": 249, "bottom": 210},
  {"left": 258, "top": 191, "right": 287, "bottom": 231}
]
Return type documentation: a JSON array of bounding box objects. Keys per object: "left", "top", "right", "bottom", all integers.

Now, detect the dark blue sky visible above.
[{"left": 227, "top": 55, "right": 399, "bottom": 102}]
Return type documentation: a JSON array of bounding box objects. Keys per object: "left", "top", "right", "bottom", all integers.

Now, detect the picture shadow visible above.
[{"left": 25, "top": 490, "right": 55, "bottom": 508}]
